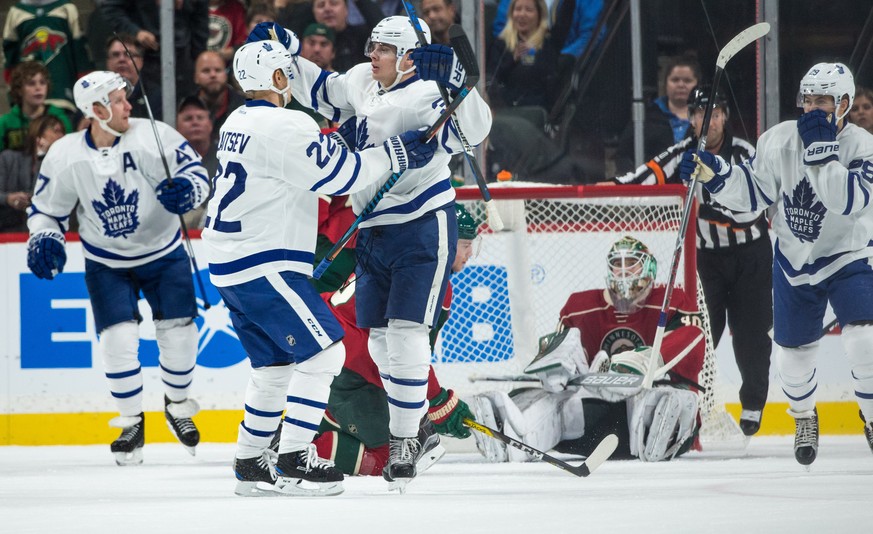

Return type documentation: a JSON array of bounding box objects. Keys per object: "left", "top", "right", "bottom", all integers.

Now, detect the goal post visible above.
[{"left": 435, "top": 182, "right": 744, "bottom": 447}]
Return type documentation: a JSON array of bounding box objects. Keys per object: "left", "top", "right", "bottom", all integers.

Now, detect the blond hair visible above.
[{"left": 498, "top": 0, "right": 549, "bottom": 53}]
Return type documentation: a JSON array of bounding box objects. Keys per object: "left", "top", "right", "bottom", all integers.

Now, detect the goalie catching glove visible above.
[
  {"left": 428, "top": 388, "right": 474, "bottom": 438},
  {"left": 524, "top": 328, "right": 588, "bottom": 393},
  {"left": 410, "top": 44, "right": 467, "bottom": 95}
]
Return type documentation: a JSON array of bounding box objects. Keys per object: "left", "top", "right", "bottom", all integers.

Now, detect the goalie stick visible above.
[
  {"left": 117, "top": 34, "right": 210, "bottom": 309},
  {"left": 313, "top": 54, "right": 481, "bottom": 279},
  {"left": 642, "top": 22, "right": 771, "bottom": 389},
  {"left": 402, "top": 2, "right": 504, "bottom": 232},
  {"left": 463, "top": 418, "right": 618, "bottom": 477}
]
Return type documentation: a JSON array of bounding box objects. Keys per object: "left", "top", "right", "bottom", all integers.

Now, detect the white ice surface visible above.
[{"left": 1, "top": 436, "right": 871, "bottom": 534}]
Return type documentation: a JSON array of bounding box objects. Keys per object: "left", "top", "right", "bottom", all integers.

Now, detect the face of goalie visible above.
[
  {"left": 606, "top": 241, "right": 656, "bottom": 314},
  {"left": 453, "top": 238, "right": 475, "bottom": 273}
]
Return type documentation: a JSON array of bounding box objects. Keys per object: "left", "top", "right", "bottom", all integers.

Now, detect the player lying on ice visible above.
[{"left": 471, "top": 236, "right": 709, "bottom": 462}]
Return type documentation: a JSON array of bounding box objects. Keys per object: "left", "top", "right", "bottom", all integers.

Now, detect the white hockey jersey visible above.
[
  {"left": 201, "top": 100, "right": 397, "bottom": 287},
  {"left": 288, "top": 57, "right": 492, "bottom": 228},
  {"left": 712, "top": 121, "right": 873, "bottom": 285},
  {"left": 27, "top": 119, "right": 209, "bottom": 269}
]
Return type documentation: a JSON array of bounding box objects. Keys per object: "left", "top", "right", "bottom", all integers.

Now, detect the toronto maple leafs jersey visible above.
[
  {"left": 27, "top": 119, "right": 209, "bottom": 269},
  {"left": 712, "top": 121, "right": 873, "bottom": 285},
  {"left": 288, "top": 57, "right": 492, "bottom": 228},
  {"left": 201, "top": 100, "right": 397, "bottom": 287}
]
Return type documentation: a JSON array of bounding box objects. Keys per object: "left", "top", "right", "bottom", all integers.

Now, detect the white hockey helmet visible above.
[
  {"left": 606, "top": 236, "right": 657, "bottom": 314},
  {"left": 233, "top": 41, "right": 296, "bottom": 104},
  {"left": 366, "top": 16, "right": 431, "bottom": 58},
  {"left": 796, "top": 62, "right": 855, "bottom": 121},
  {"left": 74, "top": 71, "right": 130, "bottom": 136}
]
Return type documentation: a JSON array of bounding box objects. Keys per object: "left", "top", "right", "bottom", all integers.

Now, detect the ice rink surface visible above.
[{"left": 1, "top": 436, "right": 871, "bottom": 534}]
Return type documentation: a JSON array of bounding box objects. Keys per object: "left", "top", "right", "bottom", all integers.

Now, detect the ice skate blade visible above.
[
  {"left": 165, "top": 420, "right": 199, "bottom": 456},
  {"left": 114, "top": 448, "right": 143, "bottom": 466},
  {"left": 234, "top": 480, "right": 282, "bottom": 497},
  {"left": 276, "top": 477, "right": 344, "bottom": 496},
  {"left": 416, "top": 443, "right": 446, "bottom": 474},
  {"left": 387, "top": 478, "right": 411, "bottom": 493}
]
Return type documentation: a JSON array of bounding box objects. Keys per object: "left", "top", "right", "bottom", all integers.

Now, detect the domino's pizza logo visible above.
[{"left": 783, "top": 178, "right": 826, "bottom": 243}]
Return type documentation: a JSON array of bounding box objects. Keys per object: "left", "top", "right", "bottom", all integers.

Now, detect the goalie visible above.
[{"left": 471, "top": 236, "right": 708, "bottom": 462}]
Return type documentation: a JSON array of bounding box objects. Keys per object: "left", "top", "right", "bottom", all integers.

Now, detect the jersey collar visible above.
[
  {"left": 245, "top": 99, "right": 277, "bottom": 108},
  {"left": 84, "top": 128, "right": 121, "bottom": 150}
]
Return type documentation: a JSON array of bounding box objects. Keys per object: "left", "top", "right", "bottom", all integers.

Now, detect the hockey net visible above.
[{"left": 434, "top": 182, "right": 745, "bottom": 448}]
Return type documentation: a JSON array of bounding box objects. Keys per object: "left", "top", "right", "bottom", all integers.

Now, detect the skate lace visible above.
[
  {"left": 390, "top": 437, "right": 421, "bottom": 463},
  {"left": 173, "top": 416, "right": 197, "bottom": 435},
  {"left": 256, "top": 451, "right": 278, "bottom": 480},
  {"left": 298, "top": 443, "right": 336, "bottom": 473},
  {"left": 795, "top": 416, "right": 817, "bottom": 447},
  {"left": 119, "top": 424, "right": 140, "bottom": 442}
]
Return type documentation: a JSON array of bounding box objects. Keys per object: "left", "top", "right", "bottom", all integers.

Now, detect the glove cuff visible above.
[
  {"left": 803, "top": 141, "right": 840, "bottom": 165},
  {"left": 29, "top": 229, "right": 65, "bottom": 245},
  {"left": 328, "top": 131, "right": 350, "bottom": 152},
  {"left": 428, "top": 389, "right": 458, "bottom": 424},
  {"left": 384, "top": 136, "right": 409, "bottom": 173}
]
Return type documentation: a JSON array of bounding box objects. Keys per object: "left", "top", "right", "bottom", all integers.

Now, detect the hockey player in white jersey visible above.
[
  {"left": 201, "top": 41, "right": 438, "bottom": 496},
  {"left": 25, "top": 71, "right": 210, "bottom": 465},
  {"left": 246, "top": 17, "right": 492, "bottom": 489},
  {"left": 680, "top": 62, "right": 873, "bottom": 465}
]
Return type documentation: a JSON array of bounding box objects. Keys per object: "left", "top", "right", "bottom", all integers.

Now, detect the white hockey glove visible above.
[
  {"left": 593, "top": 346, "right": 662, "bottom": 402},
  {"left": 524, "top": 327, "right": 588, "bottom": 393},
  {"left": 629, "top": 387, "right": 699, "bottom": 462}
]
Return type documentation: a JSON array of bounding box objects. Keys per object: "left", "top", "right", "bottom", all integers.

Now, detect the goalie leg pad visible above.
[
  {"left": 777, "top": 342, "right": 818, "bottom": 413},
  {"left": 507, "top": 388, "right": 580, "bottom": 461},
  {"left": 630, "top": 387, "right": 699, "bottom": 462},
  {"left": 841, "top": 324, "right": 873, "bottom": 418},
  {"left": 100, "top": 321, "right": 143, "bottom": 416},
  {"left": 238, "top": 364, "right": 293, "bottom": 459},
  {"left": 154, "top": 318, "right": 198, "bottom": 402},
  {"left": 280, "top": 342, "right": 344, "bottom": 451},
  {"left": 470, "top": 393, "right": 509, "bottom": 462}
]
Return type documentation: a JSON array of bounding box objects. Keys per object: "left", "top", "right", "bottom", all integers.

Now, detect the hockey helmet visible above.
[
  {"left": 233, "top": 41, "right": 296, "bottom": 104},
  {"left": 797, "top": 62, "right": 855, "bottom": 121},
  {"left": 688, "top": 84, "right": 729, "bottom": 118},
  {"left": 366, "top": 16, "right": 430, "bottom": 59},
  {"left": 456, "top": 203, "right": 479, "bottom": 240},
  {"left": 606, "top": 236, "right": 657, "bottom": 314},
  {"left": 73, "top": 71, "right": 129, "bottom": 120}
]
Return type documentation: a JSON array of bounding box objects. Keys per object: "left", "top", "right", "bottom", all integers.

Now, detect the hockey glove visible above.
[
  {"left": 27, "top": 230, "right": 66, "bottom": 280},
  {"left": 246, "top": 22, "right": 301, "bottom": 56},
  {"left": 383, "top": 129, "right": 438, "bottom": 173},
  {"left": 410, "top": 44, "right": 467, "bottom": 95},
  {"left": 679, "top": 149, "right": 729, "bottom": 194},
  {"left": 329, "top": 116, "right": 357, "bottom": 152},
  {"left": 798, "top": 109, "right": 839, "bottom": 165},
  {"left": 629, "top": 387, "right": 699, "bottom": 462},
  {"left": 428, "top": 388, "right": 474, "bottom": 439},
  {"left": 156, "top": 177, "right": 200, "bottom": 215},
  {"left": 524, "top": 327, "right": 587, "bottom": 393}
]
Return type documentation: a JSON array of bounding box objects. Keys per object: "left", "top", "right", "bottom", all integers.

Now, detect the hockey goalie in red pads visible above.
[{"left": 472, "top": 236, "right": 707, "bottom": 462}]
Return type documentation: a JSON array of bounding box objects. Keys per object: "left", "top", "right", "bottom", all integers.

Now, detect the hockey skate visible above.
[
  {"left": 164, "top": 396, "right": 200, "bottom": 456},
  {"left": 415, "top": 417, "right": 446, "bottom": 474},
  {"left": 471, "top": 394, "right": 507, "bottom": 462},
  {"left": 109, "top": 413, "right": 145, "bottom": 466},
  {"left": 275, "top": 444, "right": 344, "bottom": 496},
  {"left": 234, "top": 450, "right": 281, "bottom": 497},
  {"left": 739, "top": 409, "right": 763, "bottom": 436},
  {"left": 790, "top": 408, "right": 818, "bottom": 467},
  {"left": 383, "top": 435, "right": 420, "bottom": 493},
  {"left": 861, "top": 411, "right": 873, "bottom": 454}
]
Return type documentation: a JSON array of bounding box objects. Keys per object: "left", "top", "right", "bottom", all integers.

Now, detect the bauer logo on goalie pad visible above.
[{"left": 578, "top": 374, "right": 644, "bottom": 388}]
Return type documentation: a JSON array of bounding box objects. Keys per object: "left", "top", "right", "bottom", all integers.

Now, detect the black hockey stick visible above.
[
  {"left": 313, "top": 42, "right": 481, "bottom": 279},
  {"left": 463, "top": 418, "right": 618, "bottom": 477},
  {"left": 116, "top": 34, "right": 211, "bottom": 309},
  {"left": 402, "top": 3, "right": 504, "bottom": 231},
  {"left": 643, "top": 22, "right": 770, "bottom": 388}
]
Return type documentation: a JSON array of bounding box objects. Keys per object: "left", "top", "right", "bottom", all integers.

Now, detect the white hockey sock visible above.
[
  {"left": 384, "top": 319, "right": 430, "bottom": 438},
  {"left": 279, "top": 342, "right": 344, "bottom": 452},
  {"left": 237, "top": 365, "right": 293, "bottom": 459},
  {"left": 777, "top": 343, "right": 818, "bottom": 413},
  {"left": 841, "top": 324, "right": 873, "bottom": 419},
  {"left": 155, "top": 318, "right": 198, "bottom": 402},
  {"left": 100, "top": 321, "right": 143, "bottom": 417}
]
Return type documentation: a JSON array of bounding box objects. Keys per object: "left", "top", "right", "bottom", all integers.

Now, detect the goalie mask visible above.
[
  {"left": 366, "top": 16, "right": 430, "bottom": 89},
  {"left": 73, "top": 71, "right": 130, "bottom": 137},
  {"left": 606, "top": 236, "right": 657, "bottom": 314},
  {"left": 233, "top": 41, "right": 296, "bottom": 106},
  {"left": 796, "top": 62, "right": 854, "bottom": 121}
]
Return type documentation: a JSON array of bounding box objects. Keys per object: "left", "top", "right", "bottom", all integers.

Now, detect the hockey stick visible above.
[
  {"left": 402, "top": 3, "right": 504, "bottom": 232},
  {"left": 117, "top": 34, "right": 211, "bottom": 309},
  {"left": 312, "top": 46, "right": 481, "bottom": 279},
  {"left": 468, "top": 373, "right": 644, "bottom": 388},
  {"left": 822, "top": 317, "right": 839, "bottom": 336},
  {"left": 463, "top": 418, "right": 618, "bottom": 477},
  {"left": 642, "top": 22, "right": 770, "bottom": 389}
]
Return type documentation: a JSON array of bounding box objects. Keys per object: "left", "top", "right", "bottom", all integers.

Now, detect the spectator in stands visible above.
[
  {"left": 102, "top": 0, "right": 209, "bottom": 100},
  {"left": 347, "top": 0, "right": 403, "bottom": 26},
  {"left": 313, "top": 0, "right": 383, "bottom": 73},
  {"left": 0, "top": 115, "right": 66, "bottom": 232},
  {"left": 209, "top": 0, "right": 248, "bottom": 63},
  {"left": 175, "top": 95, "right": 215, "bottom": 229},
  {"left": 105, "top": 34, "right": 163, "bottom": 121},
  {"left": 849, "top": 85, "right": 873, "bottom": 135},
  {"left": 246, "top": 2, "right": 278, "bottom": 34},
  {"left": 2, "top": 0, "right": 93, "bottom": 111},
  {"left": 492, "top": 0, "right": 603, "bottom": 60},
  {"left": 301, "top": 22, "right": 336, "bottom": 70},
  {"left": 192, "top": 50, "right": 245, "bottom": 140},
  {"left": 616, "top": 55, "right": 701, "bottom": 173},
  {"left": 0, "top": 62, "right": 73, "bottom": 152},
  {"left": 421, "top": 0, "right": 458, "bottom": 45}
]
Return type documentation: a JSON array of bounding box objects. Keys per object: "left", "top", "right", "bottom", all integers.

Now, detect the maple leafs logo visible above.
[
  {"left": 782, "top": 177, "right": 826, "bottom": 243},
  {"left": 91, "top": 179, "right": 140, "bottom": 239},
  {"left": 356, "top": 117, "right": 373, "bottom": 150}
]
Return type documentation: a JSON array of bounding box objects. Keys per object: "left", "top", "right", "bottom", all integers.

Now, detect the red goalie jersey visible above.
[{"left": 558, "top": 286, "right": 707, "bottom": 387}]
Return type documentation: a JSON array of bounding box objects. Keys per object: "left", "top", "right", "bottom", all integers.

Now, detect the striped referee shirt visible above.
[{"left": 612, "top": 131, "right": 767, "bottom": 250}]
